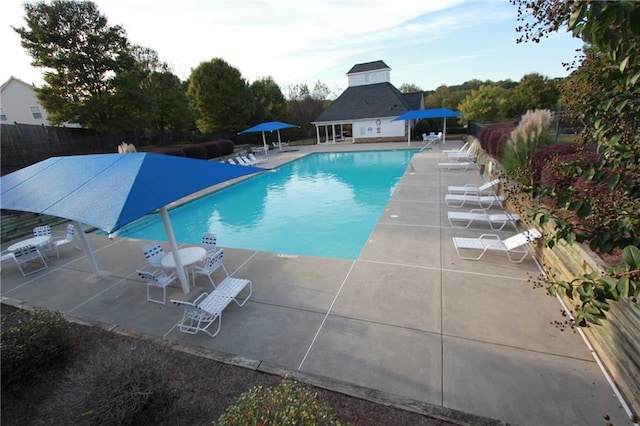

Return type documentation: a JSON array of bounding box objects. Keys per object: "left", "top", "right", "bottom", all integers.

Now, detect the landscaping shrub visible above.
[
  {"left": 485, "top": 127, "right": 512, "bottom": 159},
  {"left": 158, "top": 147, "right": 186, "bottom": 157},
  {"left": 479, "top": 122, "right": 514, "bottom": 152},
  {"left": 182, "top": 144, "right": 208, "bottom": 159},
  {"left": 202, "top": 140, "right": 223, "bottom": 159},
  {"left": 539, "top": 148, "right": 602, "bottom": 209},
  {"left": 1, "top": 307, "right": 74, "bottom": 385},
  {"left": 59, "top": 340, "right": 174, "bottom": 425},
  {"left": 501, "top": 110, "right": 555, "bottom": 187},
  {"left": 215, "top": 379, "right": 342, "bottom": 426},
  {"left": 530, "top": 142, "right": 583, "bottom": 184},
  {"left": 215, "top": 139, "right": 235, "bottom": 157}
]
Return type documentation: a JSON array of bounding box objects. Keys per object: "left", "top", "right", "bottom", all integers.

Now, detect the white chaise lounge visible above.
[{"left": 452, "top": 228, "right": 541, "bottom": 263}]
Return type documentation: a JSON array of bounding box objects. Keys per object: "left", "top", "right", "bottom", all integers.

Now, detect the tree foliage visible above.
[
  {"left": 285, "top": 81, "right": 330, "bottom": 138},
  {"left": 187, "top": 58, "right": 252, "bottom": 134},
  {"left": 14, "top": 0, "right": 130, "bottom": 130},
  {"left": 513, "top": 0, "right": 640, "bottom": 326},
  {"left": 398, "top": 83, "right": 422, "bottom": 93},
  {"left": 504, "top": 73, "right": 560, "bottom": 118},
  {"left": 458, "top": 85, "right": 509, "bottom": 124},
  {"left": 249, "top": 76, "right": 287, "bottom": 124}
]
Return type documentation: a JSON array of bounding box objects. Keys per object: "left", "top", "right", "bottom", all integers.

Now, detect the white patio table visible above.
[
  {"left": 161, "top": 247, "right": 206, "bottom": 286},
  {"left": 8, "top": 235, "right": 51, "bottom": 252}
]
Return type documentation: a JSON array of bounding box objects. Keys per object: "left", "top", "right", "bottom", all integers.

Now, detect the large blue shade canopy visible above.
[
  {"left": 0, "top": 153, "right": 266, "bottom": 233},
  {"left": 239, "top": 121, "right": 300, "bottom": 151},
  {"left": 391, "top": 108, "right": 463, "bottom": 121},
  {"left": 392, "top": 108, "right": 463, "bottom": 145},
  {"left": 239, "top": 121, "right": 299, "bottom": 133},
  {"left": 1, "top": 152, "right": 266, "bottom": 293}
]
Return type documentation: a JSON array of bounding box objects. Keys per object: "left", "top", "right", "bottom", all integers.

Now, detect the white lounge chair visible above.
[
  {"left": 438, "top": 161, "right": 476, "bottom": 171},
  {"left": 227, "top": 158, "right": 238, "bottom": 165},
  {"left": 448, "top": 209, "right": 519, "bottom": 230},
  {"left": 448, "top": 179, "right": 500, "bottom": 196},
  {"left": 443, "top": 142, "right": 469, "bottom": 154},
  {"left": 12, "top": 245, "right": 48, "bottom": 276},
  {"left": 137, "top": 269, "right": 176, "bottom": 305},
  {"left": 272, "top": 141, "right": 289, "bottom": 152},
  {"left": 452, "top": 229, "right": 542, "bottom": 263},
  {"left": 241, "top": 155, "right": 258, "bottom": 166},
  {"left": 247, "top": 153, "right": 267, "bottom": 165},
  {"left": 445, "top": 194, "right": 504, "bottom": 209},
  {"left": 171, "top": 276, "right": 252, "bottom": 338}
]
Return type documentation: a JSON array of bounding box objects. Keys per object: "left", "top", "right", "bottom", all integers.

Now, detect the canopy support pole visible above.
[
  {"left": 160, "top": 206, "right": 190, "bottom": 294},
  {"left": 261, "top": 132, "right": 268, "bottom": 154},
  {"left": 74, "top": 221, "right": 100, "bottom": 276},
  {"left": 443, "top": 117, "right": 447, "bottom": 145},
  {"left": 407, "top": 120, "right": 411, "bottom": 146}
]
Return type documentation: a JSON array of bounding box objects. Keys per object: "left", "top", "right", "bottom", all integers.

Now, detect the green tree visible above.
[
  {"left": 14, "top": 0, "right": 130, "bottom": 130},
  {"left": 249, "top": 76, "right": 287, "bottom": 123},
  {"left": 457, "top": 85, "right": 509, "bottom": 124},
  {"left": 187, "top": 58, "right": 252, "bottom": 134},
  {"left": 286, "top": 81, "right": 329, "bottom": 137},
  {"left": 398, "top": 83, "right": 422, "bottom": 93},
  {"left": 504, "top": 73, "right": 560, "bottom": 118},
  {"left": 512, "top": 0, "right": 640, "bottom": 326}
]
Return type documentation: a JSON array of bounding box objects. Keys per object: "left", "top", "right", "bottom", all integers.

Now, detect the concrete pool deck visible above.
[{"left": 0, "top": 141, "right": 632, "bottom": 425}]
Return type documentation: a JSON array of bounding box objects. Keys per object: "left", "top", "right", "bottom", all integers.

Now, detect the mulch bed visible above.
[{"left": 0, "top": 303, "right": 468, "bottom": 425}]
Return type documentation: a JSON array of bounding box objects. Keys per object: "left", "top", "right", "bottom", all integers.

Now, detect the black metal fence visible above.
[
  {"left": 0, "top": 123, "right": 230, "bottom": 175},
  {"left": 467, "top": 120, "right": 483, "bottom": 139}
]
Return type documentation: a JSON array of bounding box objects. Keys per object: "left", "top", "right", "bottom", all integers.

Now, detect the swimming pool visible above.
[{"left": 112, "top": 149, "right": 416, "bottom": 259}]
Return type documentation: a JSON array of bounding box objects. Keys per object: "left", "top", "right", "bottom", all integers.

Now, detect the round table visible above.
[
  {"left": 8, "top": 236, "right": 51, "bottom": 252},
  {"left": 160, "top": 247, "right": 206, "bottom": 269}
]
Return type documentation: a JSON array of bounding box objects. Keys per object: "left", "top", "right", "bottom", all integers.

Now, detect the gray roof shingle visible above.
[
  {"left": 346, "top": 60, "right": 391, "bottom": 75},
  {"left": 314, "top": 82, "right": 414, "bottom": 122}
]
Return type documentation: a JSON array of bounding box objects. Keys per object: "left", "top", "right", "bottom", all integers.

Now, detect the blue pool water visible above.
[{"left": 112, "top": 150, "right": 416, "bottom": 259}]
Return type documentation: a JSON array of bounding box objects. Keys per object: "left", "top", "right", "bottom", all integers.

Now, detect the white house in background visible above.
[
  {"left": 0, "top": 76, "right": 51, "bottom": 125},
  {"left": 312, "top": 60, "right": 424, "bottom": 144}
]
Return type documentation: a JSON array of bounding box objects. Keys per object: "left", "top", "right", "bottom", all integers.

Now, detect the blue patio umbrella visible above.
[
  {"left": 239, "top": 121, "right": 299, "bottom": 152},
  {"left": 392, "top": 108, "right": 463, "bottom": 145},
  {"left": 0, "top": 153, "right": 266, "bottom": 293}
]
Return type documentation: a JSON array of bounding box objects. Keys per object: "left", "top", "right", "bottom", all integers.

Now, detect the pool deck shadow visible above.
[{"left": 0, "top": 141, "right": 632, "bottom": 426}]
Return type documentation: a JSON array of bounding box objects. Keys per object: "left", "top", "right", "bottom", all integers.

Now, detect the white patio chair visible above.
[
  {"left": 51, "top": 224, "right": 79, "bottom": 258},
  {"left": 1, "top": 250, "right": 15, "bottom": 273},
  {"left": 191, "top": 250, "right": 228, "bottom": 288},
  {"left": 448, "top": 179, "right": 500, "bottom": 196},
  {"left": 12, "top": 245, "right": 48, "bottom": 276},
  {"left": 201, "top": 232, "right": 222, "bottom": 255},
  {"left": 448, "top": 209, "right": 519, "bottom": 230},
  {"left": 171, "top": 276, "right": 252, "bottom": 338},
  {"left": 227, "top": 158, "right": 238, "bottom": 165},
  {"left": 32, "top": 225, "right": 53, "bottom": 253},
  {"left": 452, "top": 228, "right": 541, "bottom": 263},
  {"left": 142, "top": 243, "right": 167, "bottom": 269},
  {"left": 136, "top": 269, "right": 176, "bottom": 305},
  {"left": 445, "top": 194, "right": 504, "bottom": 209}
]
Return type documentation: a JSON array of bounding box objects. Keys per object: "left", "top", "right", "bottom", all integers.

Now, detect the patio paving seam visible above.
[
  {"left": 442, "top": 333, "right": 599, "bottom": 363},
  {"left": 297, "top": 259, "right": 358, "bottom": 370},
  {"left": 66, "top": 271, "right": 138, "bottom": 314}
]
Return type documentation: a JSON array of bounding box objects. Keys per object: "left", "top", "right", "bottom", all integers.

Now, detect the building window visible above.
[
  {"left": 0, "top": 108, "right": 7, "bottom": 121},
  {"left": 30, "top": 105, "right": 43, "bottom": 119}
]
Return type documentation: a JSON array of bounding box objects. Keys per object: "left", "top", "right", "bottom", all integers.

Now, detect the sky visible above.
[{"left": 1, "top": 0, "right": 584, "bottom": 97}]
